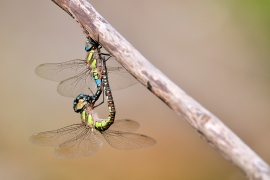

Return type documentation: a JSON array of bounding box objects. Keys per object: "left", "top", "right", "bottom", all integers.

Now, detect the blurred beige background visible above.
[{"left": 0, "top": 0, "right": 270, "bottom": 179}]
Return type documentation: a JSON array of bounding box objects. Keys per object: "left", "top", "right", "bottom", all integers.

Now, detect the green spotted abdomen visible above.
[
  {"left": 94, "top": 119, "right": 112, "bottom": 131},
  {"left": 81, "top": 109, "right": 112, "bottom": 131},
  {"left": 94, "top": 60, "right": 115, "bottom": 132}
]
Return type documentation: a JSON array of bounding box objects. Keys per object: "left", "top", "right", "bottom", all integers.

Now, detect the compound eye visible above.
[
  {"left": 76, "top": 99, "right": 85, "bottom": 109},
  {"left": 78, "top": 99, "right": 85, "bottom": 104}
]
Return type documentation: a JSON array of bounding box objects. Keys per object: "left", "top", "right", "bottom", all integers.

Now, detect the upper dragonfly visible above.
[{"left": 35, "top": 38, "right": 138, "bottom": 98}]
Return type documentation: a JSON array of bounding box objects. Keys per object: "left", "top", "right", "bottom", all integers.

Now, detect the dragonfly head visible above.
[
  {"left": 85, "top": 38, "right": 99, "bottom": 52},
  {"left": 73, "top": 94, "right": 95, "bottom": 113}
]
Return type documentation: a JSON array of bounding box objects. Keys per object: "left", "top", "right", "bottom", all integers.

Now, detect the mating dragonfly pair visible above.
[{"left": 30, "top": 38, "right": 156, "bottom": 158}]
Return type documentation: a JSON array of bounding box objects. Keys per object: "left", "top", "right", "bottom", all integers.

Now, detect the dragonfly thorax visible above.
[
  {"left": 81, "top": 109, "right": 102, "bottom": 128},
  {"left": 81, "top": 109, "right": 94, "bottom": 127}
]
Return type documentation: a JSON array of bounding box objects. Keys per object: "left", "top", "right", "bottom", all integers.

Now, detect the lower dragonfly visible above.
[
  {"left": 35, "top": 38, "right": 138, "bottom": 98},
  {"left": 29, "top": 118, "right": 156, "bottom": 158},
  {"left": 30, "top": 55, "right": 156, "bottom": 158}
]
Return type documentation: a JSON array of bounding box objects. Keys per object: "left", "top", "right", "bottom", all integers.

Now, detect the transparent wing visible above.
[
  {"left": 35, "top": 59, "right": 87, "bottom": 82},
  {"left": 55, "top": 129, "right": 103, "bottom": 158},
  {"left": 57, "top": 69, "right": 96, "bottom": 98},
  {"left": 36, "top": 59, "right": 138, "bottom": 98},
  {"left": 29, "top": 124, "right": 85, "bottom": 147},
  {"left": 109, "top": 119, "right": 140, "bottom": 132},
  {"left": 107, "top": 66, "right": 138, "bottom": 91},
  {"left": 101, "top": 130, "right": 156, "bottom": 150},
  {"left": 56, "top": 65, "right": 137, "bottom": 98}
]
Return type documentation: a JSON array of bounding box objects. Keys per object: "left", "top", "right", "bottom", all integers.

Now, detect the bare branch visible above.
[{"left": 52, "top": 0, "right": 270, "bottom": 179}]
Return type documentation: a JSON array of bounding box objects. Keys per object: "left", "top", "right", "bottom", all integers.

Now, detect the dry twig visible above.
[{"left": 51, "top": 0, "right": 270, "bottom": 179}]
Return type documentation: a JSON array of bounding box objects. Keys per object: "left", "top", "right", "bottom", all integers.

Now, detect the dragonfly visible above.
[
  {"left": 35, "top": 38, "right": 138, "bottom": 98},
  {"left": 30, "top": 50, "right": 156, "bottom": 158}
]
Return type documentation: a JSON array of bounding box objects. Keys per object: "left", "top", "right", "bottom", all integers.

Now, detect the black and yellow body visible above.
[{"left": 74, "top": 44, "right": 115, "bottom": 132}]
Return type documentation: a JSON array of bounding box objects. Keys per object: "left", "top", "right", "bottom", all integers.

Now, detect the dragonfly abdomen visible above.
[{"left": 94, "top": 60, "right": 116, "bottom": 132}]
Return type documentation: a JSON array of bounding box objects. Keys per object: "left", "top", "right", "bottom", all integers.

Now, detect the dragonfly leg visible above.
[
  {"left": 100, "top": 55, "right": 112, "bottom": 62},
  {"left": 100, "top": 53, "right": 111, "bottom": 57},
  {"left": 93, "top": 87, "right": 104, "bottom": 108},
  {"left": 105, "top": 56, "right": 112, "bottom": 61},
  {"left": 87, "top": 87, "right": 94, "bottom": 96}
]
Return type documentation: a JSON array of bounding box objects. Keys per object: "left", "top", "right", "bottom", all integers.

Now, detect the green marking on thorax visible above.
[
  {"left": 87, "top": 50, "right": 97, "bottom": 69},
  {"left": 91, "top": 59, "right": 97, "bottom": 69},
  {"left": 88, "top": 114, "right": 94, "bottom": 125},
  {"left": 81, "top": 111, "right": 86, "bottom": 121},
  {"left": 81, "top": 110, "right": 94, "bottom": 126},
  {"left": 87, "top": 50, "right": 94, "bottom": 61}
]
